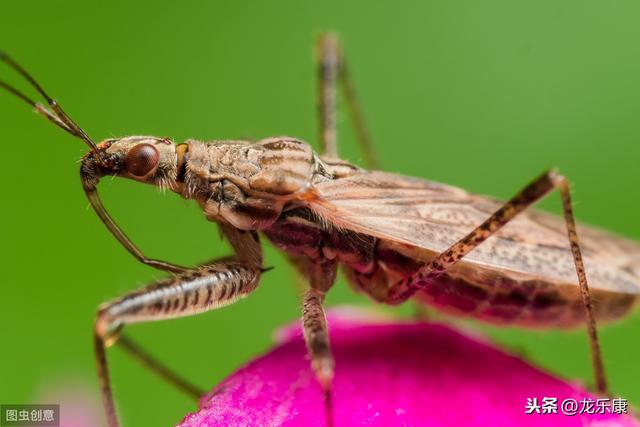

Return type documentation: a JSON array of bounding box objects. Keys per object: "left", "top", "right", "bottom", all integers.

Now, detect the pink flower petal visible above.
[{"left": 179, "top": 311, "right": 638, "bottom": 427}]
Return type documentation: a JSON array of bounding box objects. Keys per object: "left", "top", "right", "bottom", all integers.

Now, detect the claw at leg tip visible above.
[{"left": 314, "top": 361, "right": 335, "bottom": 391}]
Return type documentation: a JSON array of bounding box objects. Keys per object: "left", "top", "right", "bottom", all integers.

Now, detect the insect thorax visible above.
[{"left": 179, "top": 137, "right": 341, "bottom": 230}]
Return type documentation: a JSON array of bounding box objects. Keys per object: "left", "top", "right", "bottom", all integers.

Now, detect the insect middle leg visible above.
[
  {"left": 289, "top": 255, "right": 337, "bottom": 423},
  {"left": 387, "top": 169, "right": 608, "bottom": 395},
  {"left": 95, "top": 226, "right": 263, "bottom": 427},
  {"left": 316, "top": 33, "right": 379, "bottom": 168}
]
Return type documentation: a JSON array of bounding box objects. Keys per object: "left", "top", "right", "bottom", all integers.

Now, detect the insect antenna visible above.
[{"left": 0, "top": 52, "right": 101, "bottom": 157}]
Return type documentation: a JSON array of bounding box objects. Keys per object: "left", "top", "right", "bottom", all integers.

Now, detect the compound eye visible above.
[{"left": 126, "top": 143, "right": 160, "bottom": 177}]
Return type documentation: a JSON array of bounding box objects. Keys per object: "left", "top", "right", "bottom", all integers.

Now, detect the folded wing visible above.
[{"left": 306, "top": 171, "right": 640, "bottom": 294}]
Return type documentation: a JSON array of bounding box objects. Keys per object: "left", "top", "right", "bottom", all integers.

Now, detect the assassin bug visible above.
[{"left": 2, "top": 33, "right": 639, "bottom": 426}]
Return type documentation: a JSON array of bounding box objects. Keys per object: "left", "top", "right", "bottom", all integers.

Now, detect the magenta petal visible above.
[{"left": 179, "top": 313, "right": 638, "bottom": 427}]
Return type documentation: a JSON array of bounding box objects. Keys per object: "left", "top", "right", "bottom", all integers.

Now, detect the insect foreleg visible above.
[
  {"left": 316, "top": 33, "right": 378, "bottom": 168},
  {"left": 95, "top": 260, "right": 262, "bottom": 427},
  {"left": 84, "top": 189, "right": 191, "bottom": 274},
  {"left": 387, "top": 169, "right": 608, "bottom": 395},
  {"left": 115, "top": 334, "right": 204, "bottom": 399},
  {"left": 95, "top": 226, "right": 263, "bottom": 427}
]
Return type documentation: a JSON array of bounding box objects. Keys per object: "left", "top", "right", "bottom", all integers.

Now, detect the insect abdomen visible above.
[
  {"left": 346, "top": 245, "right": 637, "bottom": 328},
  {"left": 415, "top": 273, "right": 635, "bottom": 328}
]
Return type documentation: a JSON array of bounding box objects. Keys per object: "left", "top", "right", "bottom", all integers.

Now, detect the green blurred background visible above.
[{"left": 2, "top": 1, "right": 640, "bottom": 425}]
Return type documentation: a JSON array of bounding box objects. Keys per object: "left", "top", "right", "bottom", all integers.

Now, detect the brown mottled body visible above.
[
  {"left": 260, "top": 175, "right": 639, "bottom": 329},
  {"left": 4, "top": 33, "right": 640, "bottom": 427},
  {"left": 161, "top": 135, "right": 640, "bottom": 330},
  {"left": 65, "top": 134, "right": 640, "bottom": 425}
]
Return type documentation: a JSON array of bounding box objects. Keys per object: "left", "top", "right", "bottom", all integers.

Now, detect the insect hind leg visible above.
[{"left": 386, "top": 169, "right": 608, "bottom": 396}]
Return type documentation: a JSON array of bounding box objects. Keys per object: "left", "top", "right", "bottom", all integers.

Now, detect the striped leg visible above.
[
  {"left": 387, "top": 169, "right": 608, "bottom": 395},
  {"left": 301, "top": 259, "right": 337, "bottom": 388},
  {"left": 95, "top": 261, "right": 262, "bottom": 427},
  {"left": 316, "top": 33, "right": 379, "bottom": 168},
  {"left": 95, "top": 226, "right": 263, "bottom": 427},
  {"left": 288, "top": 255, "right": 337, "bottom": 425},
  {"left": 299, "top": 259, "right": 337, "bottom": 426}
]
